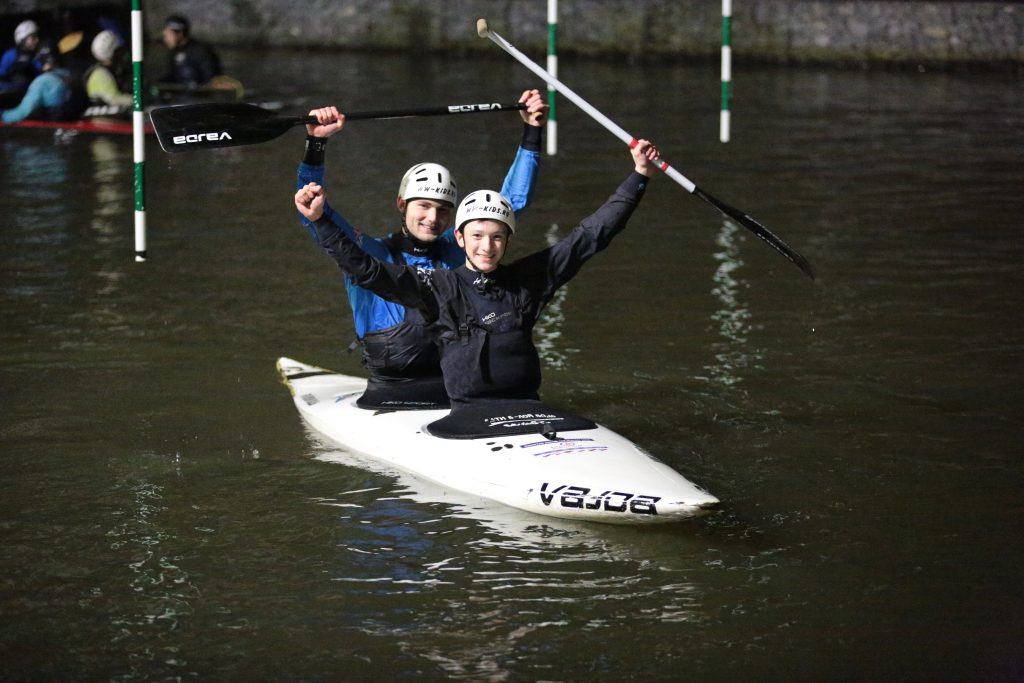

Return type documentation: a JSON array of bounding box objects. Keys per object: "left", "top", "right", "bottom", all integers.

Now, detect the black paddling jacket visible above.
[
  {"left": 162, "top": 40, "right": 221, "bottom": 86},
  {"left": 313, "top": 171, "right": 649, "bottom": 409}
]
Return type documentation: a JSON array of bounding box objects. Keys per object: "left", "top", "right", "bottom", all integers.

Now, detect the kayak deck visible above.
[{"left": 277, "top": 357, "right": 719, "bottom": 524}]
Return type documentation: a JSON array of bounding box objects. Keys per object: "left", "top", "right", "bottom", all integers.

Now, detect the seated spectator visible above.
[
  {"left": 1, "top": 36, "right": 87, "bottom": 124},
  {"left": 0, "top": 20, "right": 44, "bottom": 101}
]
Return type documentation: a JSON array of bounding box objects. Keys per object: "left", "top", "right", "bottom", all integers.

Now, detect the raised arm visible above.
[
  {"left": 294, "top": 106, "right": 391, "bottom": 258},
  {"left": 499, "top": 88, "right": 547, "bottom": 213},
  {"left": 514, "top": 139, "right": 663, "bottom": 300},
  {"left": 295, "top": 182, "right": 437, "bottom": 317},
  {"left": 436, "top": 89, "right": 548, "bottom": 254}
]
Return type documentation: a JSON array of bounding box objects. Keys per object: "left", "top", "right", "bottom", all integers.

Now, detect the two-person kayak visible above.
[{"left": 278, "top": 357, "right": 718, "bottom": 525}]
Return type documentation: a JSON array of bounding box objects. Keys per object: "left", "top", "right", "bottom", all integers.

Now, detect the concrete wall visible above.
[{"left": 10, "top": 0, "right": 1024, "bottom": 67}]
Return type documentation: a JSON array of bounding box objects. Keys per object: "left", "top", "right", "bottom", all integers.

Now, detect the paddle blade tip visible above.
[{"left": 476, "top": 18, "right": 490, "bottom": 38}]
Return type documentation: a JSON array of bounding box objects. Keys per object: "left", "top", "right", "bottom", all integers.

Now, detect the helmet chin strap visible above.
[
  {"left": 396, "top": 226, "right": 437, "bottom": 256},
  {"left": 465, "top": 253, "right": 500, "bottom": 276}
]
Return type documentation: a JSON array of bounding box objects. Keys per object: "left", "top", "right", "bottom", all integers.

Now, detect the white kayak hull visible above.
[{"left": 277, "top": 357, "right": 719, "bottom": 525}]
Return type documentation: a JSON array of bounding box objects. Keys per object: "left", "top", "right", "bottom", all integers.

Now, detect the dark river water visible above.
[{"left": 2, "top": 47, "right": 1022, "bottom": 681}]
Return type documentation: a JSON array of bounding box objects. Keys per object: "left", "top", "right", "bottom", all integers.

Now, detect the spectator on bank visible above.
[
  {"left": 1, "top": 35, "right": 87, "bottom": 124},
  {"left": 158, "top": 14, "right": 221, "bottom": 89},
  {"left": 83, "top": 29, "right": 132, "bottom": 114},
  {"left": 0, "top": 20, "right": 45, "bottom": 100}
]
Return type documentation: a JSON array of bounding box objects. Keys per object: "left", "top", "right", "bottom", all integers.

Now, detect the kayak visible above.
[
  {"left": 277, "top": 357, "right": 719, "bottom": 525},
  {"left": 8, "top": 118, "right": 154, "bottom": 136},
  {"left": 151, "top": 75, "right": 246, "bottom": 103}
]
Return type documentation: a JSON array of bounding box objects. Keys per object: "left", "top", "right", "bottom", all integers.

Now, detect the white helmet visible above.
[
  {"left": 91, "top": 30, "right": 120, "bottom": 62},
  {"left": 455, "top": 190, "right": 516, "bottom": 234},
  {"left": 398, "top": 163, "right": 457, "bottom": 205},
  {"left": 15, "top": 20, "right": 38, "bottom": 46}
]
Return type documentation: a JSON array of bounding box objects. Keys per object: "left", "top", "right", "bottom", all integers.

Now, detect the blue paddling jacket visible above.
[
  {"left": 297, "top": 124, "right": 541, "bottom": 379},
  {"left": 1, "top": 68, "right": 80, "bottom": 124}
]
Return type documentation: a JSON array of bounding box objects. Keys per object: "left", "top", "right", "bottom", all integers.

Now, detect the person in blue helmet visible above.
[
  {"left": 294, "top": 138, "right": 663, "bottom": 415},
  {"left": 295, "top": 89, "right": 547, "bottom": 410}
]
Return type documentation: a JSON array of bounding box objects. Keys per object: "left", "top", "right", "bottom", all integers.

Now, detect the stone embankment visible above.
[
  {"left": 6, "top": 0, "right": 1022, "bottom": 68},
  {"left": 141, "top": 0, "right": 1021, "bottom": 68}
]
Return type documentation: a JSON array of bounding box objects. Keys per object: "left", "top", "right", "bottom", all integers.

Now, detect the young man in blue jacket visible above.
[
  {"left": 0, "top": 20, "right": 44, "bottom": 102},
  {"left": 296, "top": 89, "right": 547, "bottom": 410},
  {"left": 295, "top": 138, "right": 662, "bottom": 414}
]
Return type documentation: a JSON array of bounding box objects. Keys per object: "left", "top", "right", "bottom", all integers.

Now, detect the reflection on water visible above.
[
  {"left": 86, "top": 137, "right": 131, "bottom": 327},
  {"left": 703, "top": 218, "right": 762, "bottom": 388},
  {"left": 105, "top": 470, "right": 199, "bottom": 678},
  {"left": 1, "top": 138, "right": 70, "bottom": 244},
  {"left": 533, "top": 224, "right": 577, "bottom": 370},
  {"left": 310, "top": 432, "right": 706, "bottom": 680},
  {"left": 90, "top": 138, "right": 129, "bottom": 241}
]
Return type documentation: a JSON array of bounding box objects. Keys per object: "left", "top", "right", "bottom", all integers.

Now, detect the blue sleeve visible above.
[
  {"left": 501, "top": 145, "right": 540, "bottom": 214},
  {"left": 1, "top": 78, "right": 43, "bottom": 123},
  {"left": 296, "top": 161, "right": 390, "bottom": 260},
  {"left": 0, "top": 50, "right": 15, "bottom": 78}
]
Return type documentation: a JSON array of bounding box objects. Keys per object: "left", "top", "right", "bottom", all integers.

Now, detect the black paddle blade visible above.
[
  {"left": 693, "top": 186, "right": 816, "bottom": 280},
  {"left": 150, "top": 103, "right": 308, "bottom": 154}
]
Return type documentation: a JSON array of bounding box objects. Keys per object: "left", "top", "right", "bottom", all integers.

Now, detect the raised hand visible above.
[{"left": 295, "top": 182, "right": 326, "bottom": 221}]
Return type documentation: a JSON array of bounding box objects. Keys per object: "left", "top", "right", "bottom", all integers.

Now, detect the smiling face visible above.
[
  {"left": 456, "top": 220, "right": 511, "bottom": 273},
  {"left": 398, "top": 197, "right": 453, "bottom": 243}
]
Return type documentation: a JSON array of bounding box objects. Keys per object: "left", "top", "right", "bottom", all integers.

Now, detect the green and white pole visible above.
[
  {"left": 720, "top": 0, "right": 731, "bottom": 143},
  {"left": 546, "top": 0, "right": 558, "bottom": 156},
  {"left": 131, "top": 0, "right": 147, "bottom": 261}
]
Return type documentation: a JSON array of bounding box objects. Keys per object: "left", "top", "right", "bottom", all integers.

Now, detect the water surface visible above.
[{"left": 1, "top": 49, "right": 1022, "bottom": 680}]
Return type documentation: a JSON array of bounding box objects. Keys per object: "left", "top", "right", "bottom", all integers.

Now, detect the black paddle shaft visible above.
[{"left": 151, "top": 101, "right": 528, "bottom": 153}]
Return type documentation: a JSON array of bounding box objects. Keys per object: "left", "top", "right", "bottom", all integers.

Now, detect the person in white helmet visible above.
[
  {"left": 82, "top": 29, "right": 131, "bottom": 116},
  {"left": 0, "top": 20, "right": 44, "bottom": 102},
  {"left": 294, "top": 91, "right": 547, "bottom": 410},
  {"left": 295, "top": 138, "right": 663, "bottom": 415}
]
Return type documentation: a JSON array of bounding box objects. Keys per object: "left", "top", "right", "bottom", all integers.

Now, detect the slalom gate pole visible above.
[
  {"left": 547, "top": 0, "right": 558, "bottom": 155},
  {"left": 132, "top": 0, "right": 147, "bottom": 261},
  {"left": 720, "top": 0, "right": 732, "bottom": 143}
]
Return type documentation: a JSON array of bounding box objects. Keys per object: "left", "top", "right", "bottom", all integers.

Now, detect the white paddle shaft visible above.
[
  {"left": 476, "top": 18, "right": 815, "bottom": 280},
  {"left": 480, "top": 21, "right": 696, "bottom": 193}
]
